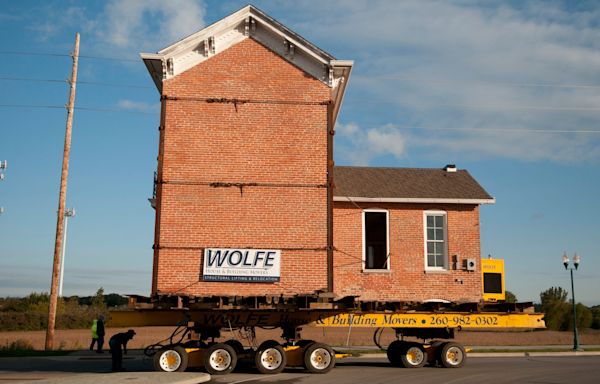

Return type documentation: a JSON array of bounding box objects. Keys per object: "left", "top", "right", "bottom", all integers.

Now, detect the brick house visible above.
[
  {"left": 333, "top": 166, "right": 494, "bottom": 304},
  {"left": 141, "top": 5, "right": 494, "bottom": 304}
]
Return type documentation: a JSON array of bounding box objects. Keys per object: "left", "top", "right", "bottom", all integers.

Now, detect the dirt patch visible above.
[{"left": 1, "top": 326, "right": 599, "bottom": 350}]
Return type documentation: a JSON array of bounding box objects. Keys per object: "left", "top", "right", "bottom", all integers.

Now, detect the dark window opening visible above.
[
  {"left": 365, "top": 211, "right": 388, "bottom": 269},
  {"left": 483, "top": 272, "right": 503, "bottom": 294}
]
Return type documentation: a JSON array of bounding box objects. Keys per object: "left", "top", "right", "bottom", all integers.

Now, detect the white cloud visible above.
[
  {"left": 99, "top": 0, "right": 207, "bottom": 52},
  {"left": 117, "top": 99, "right": 160, "bottom": 112},
  {"left": 336, "top": 122, "right": 407, "bottom": 165},
  {"left": 284, "top": 0, "right": 600, "bottom": 164}
]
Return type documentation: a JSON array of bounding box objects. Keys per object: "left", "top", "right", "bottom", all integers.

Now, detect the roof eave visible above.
[
  {"left": 333, "top": 196, "right": 496, "bottom": 205},
  {"left": 140, "top": 53, "right": 164, "bottom": 93},
  {"left": 330, "top": 60, "right": 353, "bottom": 127}
]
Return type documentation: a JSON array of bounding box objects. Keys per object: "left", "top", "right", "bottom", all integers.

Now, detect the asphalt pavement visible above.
[{"left": 1, "top": 347, "right": 600, "bottom": 383}]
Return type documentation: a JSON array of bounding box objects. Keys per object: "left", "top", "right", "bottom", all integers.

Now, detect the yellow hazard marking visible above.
[{"left": 312, "top": 313, "right": 545, "bottom": 329}]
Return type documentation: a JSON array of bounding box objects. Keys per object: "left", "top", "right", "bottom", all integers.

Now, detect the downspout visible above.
[
  {"left": 326, "top": 101, "right": 334, "bottom": 294},
  {"left": 151, "top": 89, "right": 167, "bottom": 295}
]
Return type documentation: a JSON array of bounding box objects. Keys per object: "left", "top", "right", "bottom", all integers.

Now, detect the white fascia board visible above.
[
  {"left": 330, "top": 60, "right": 353, "bottom": 126},
  {"left": 331, "top": 60, "right": 354, "bottom": 67},
  {"left": 333, "top": 196, "right": 496, "bottom": 205},
  {"left": 140, "top": 54, "right": 165, "bottom": 93},
  {"left": 251, "top": 14, "right": 330, "bottom": 65},
  {"left": 157, "top": 5, "right": 252, "bottom": 56}
]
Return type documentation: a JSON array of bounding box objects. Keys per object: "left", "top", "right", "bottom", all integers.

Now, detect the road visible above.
[
  {"left": 1, "top": 354, "right": 600, "bottom": 383},
  {"left": 215, "top": 355, "right": 600, "bottom": 384}
]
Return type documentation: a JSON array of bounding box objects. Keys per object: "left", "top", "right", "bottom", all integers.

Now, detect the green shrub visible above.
[{"left": 2, "top": 339, "right": 34, "bottom": 351}]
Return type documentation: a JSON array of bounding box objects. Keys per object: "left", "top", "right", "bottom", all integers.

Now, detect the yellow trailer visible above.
[{"left": 110, "top": 307, "right": 544, "bottom": 374}]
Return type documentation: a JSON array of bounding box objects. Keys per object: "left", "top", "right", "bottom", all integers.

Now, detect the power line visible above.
[
  {"left": 3, "top": 75, "right": 599, "bottom": 110},
  {"left": 353, "top": 75, "right": 600, "bottom": 90},
  {"left": 0, "top": 76, "right": 65, "bottom": 84},
  {"left": 0, "top": 50, "right": 70, "bottom": 58},
  {"left": 351, "top": 99, "right": 600, "bottom": 112},
  {"left": 1, "top": 104, "right": 599, "bottom": 131},
  {"left": 3, "top": 50, "right": 600, "bottom": 90},
  {"left": 0, "top": 50, "right": 139, "bottom": 63},
  {"left": 79, "top": 55, "right": 139, "bottom": 63},
  {"left": 0, "top": 76, "right": 152, "bottom": 89},
  {"left": 0, "top": 104, "right": 157, "bottom": 115},
  {"left": 389, "top": 124, "right": 600, "bottom": 134}
]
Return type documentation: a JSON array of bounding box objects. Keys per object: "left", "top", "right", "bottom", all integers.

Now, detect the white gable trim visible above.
[{"left": 140, "top": 5, "right": 352, "bottom": 126}]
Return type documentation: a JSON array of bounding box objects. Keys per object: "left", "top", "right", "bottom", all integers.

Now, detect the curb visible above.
[
  {"left": 24, "top": 372, "right": 211, "bottom": 384},
  {"left": 352, "top": 351, "right": 600, "bottom": 359}
]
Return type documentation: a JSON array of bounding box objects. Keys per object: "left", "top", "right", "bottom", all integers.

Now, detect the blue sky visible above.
[{"left": 0, "top": 0, "right": 599, "bottom": 305}]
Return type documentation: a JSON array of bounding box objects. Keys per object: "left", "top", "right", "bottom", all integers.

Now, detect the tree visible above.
[
  {"left": 505, "top": 290, "right": 517, "bottom": 303},
  {"left": 591, "top": 306, "right": 600, "bottom": 330},
  {"left": 562, "top": 303, "right": 593, "bottom": 331},
  {"left": 540, "top": 287, "right": 569, "bottom": 331},
  {"left": 91, "top": 287, "right": 106, "bottom": 315}
]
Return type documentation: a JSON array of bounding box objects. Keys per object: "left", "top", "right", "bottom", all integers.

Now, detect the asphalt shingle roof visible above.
[{"left": 333, "top": 166, "right": 493, "bottom": 201}]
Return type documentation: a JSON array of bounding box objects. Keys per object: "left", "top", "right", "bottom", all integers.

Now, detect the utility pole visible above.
[{"left": 46, "top": 33, "right": 79, "bottom": 350}]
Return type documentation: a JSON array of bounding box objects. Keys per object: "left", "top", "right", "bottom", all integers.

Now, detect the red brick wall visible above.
[
  {"left": 153, "top": 38, "right": 331, "bottom": 296},
  {"left": 333, "top": 202, "right": 483, "bottom": 303}
]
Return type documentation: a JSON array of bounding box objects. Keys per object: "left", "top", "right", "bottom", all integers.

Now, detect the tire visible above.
[
  {"left": 153, "top": 346, "right": 188, "bottom": 372},
  {"left": 438, "top": 342, "right": 466, "bottom": 368},
  {"left": 225, "top": 339, "right": 245, "bottom": 356},
  {"left": 255, "top": 342, "right": 287, "bottom": 374},
  {"left": 204, "top": 343, "right": 237, "bottom": 375},
  {"left": 427, "top": 341, "right": 444, "bottom": 367},
  {"left": 303, "top": 342, "right": 335, "bottom": 374},
  {"left": 399, "top": 342, "right": 426, "bottom": 368},
  {"left": 296, "top": 339, "right": 314, "bottom": 348},
  {"left": 386, "top": 340, "right": 406, "bottom": 367}
]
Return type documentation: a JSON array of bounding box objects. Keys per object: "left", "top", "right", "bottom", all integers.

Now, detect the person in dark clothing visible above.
[
  {"left": 109, "top": 329, "right": 135, "bottom": 372},
  {"left": 96, "top": 315, "right": 105, "bottom": 353}
]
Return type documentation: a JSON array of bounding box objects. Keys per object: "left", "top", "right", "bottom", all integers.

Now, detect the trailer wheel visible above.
[
  {"left": 153, "top": 346, "right": 188, "bottom": 372},
  {"left": 296, "top": 339, "right": 314, "bottom": 347},
  {"left": 225, "top": 339, "right": 245, "bottom": 356},
  {"left": 439, "top": 342, "right": 466, "bottom": 368},
  {"left": 255, "top": 342, "right": 287, "bottom": 374},
  {"left": 386, "top": 340, "right": 406, "bottom": 367},
  {"left": 204, "top": 343, "right": 237, "bottom": 375},
  {"left": 427, "top": 341, "right": 444, "bottom": 367},
  {"left": 303, "top": 342, "right": 335, "bottom": 373},
  {"left": 400, "top": 342, "right": 426, "bottom": 368}
]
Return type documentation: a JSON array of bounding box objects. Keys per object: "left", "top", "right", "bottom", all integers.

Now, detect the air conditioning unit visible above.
[{"left": 465, "top": 258, "right": 477, "bottom": 271}]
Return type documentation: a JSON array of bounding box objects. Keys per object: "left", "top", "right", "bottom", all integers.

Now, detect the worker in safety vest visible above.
[
  {"left": 89, "top": 314, "right": 105, "bottom": 353},
  {"left": 89, "top": 319, "right": 98, "bottom": 351}
]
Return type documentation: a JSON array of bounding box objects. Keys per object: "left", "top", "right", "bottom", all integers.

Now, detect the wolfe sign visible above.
[{"left": 202, "top": 248, "right": 281, "bottom": 282}]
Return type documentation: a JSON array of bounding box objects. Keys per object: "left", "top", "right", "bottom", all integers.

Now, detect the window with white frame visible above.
[
  {"left": 424, "top": 211, "right": 447, "bottom": 270},
  {"left": 363, "top": 210, "right": 389, "bottom": 270}
]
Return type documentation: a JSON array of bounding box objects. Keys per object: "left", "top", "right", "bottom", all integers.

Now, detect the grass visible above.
[
  {"left": 0, "top": 349, "right": 72, "bottom": 357},
  {"left": 0, "top": 338, "right": 72, "bottom": 357}
]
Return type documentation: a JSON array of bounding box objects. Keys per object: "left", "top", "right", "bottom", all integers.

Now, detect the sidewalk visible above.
[
  {"left": 0, "top": 350, "right": 210, "bottom": 384},
  {"left": 20, "top": 372, "right": 210, "bottom": 384}
]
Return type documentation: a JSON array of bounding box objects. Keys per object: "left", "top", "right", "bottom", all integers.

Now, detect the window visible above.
[
  {"left": 483, "top": 273, "right": 503, "bottom": 294},
  {"left": 363, "top": 210, "right": 389, "bottom": 270},
  {"left": 424, "top": 211, "right": 447, "bottom": 270}
]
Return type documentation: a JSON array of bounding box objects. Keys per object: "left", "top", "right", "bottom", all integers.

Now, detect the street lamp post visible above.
[
  {"left": 58, "top": 208, "right": 75, "bottom": 297},
  {"left": 0, "top": 160, "right": 6, "bottom": 215},
  {"left": 562, "top": 252, "right": 582, "bottom": 351}
]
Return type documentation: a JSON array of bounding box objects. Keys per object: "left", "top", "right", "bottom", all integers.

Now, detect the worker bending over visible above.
[{"left": 109, "top": 329, "right": 136, "bottom": 372}]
